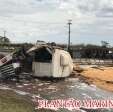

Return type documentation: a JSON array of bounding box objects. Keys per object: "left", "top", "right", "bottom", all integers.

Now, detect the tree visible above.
[
  {"left": 101, "top": 41, "right": 109, "bottom": 48},
  {"left": 0, "top": 36, "right": 10, "bottom": 44}
]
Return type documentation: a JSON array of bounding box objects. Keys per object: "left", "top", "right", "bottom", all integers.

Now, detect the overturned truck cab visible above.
[{"left": 28, "top": 45, "right": 73, "bottom": 78}]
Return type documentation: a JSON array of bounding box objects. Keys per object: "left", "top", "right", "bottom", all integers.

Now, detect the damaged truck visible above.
[{"left": 0, "top": 43, "right": 73, "bottom": 80}]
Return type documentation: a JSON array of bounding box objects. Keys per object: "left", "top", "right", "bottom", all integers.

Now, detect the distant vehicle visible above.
[{"left": 36, "top": 40, "right": 46, "bottom": 46}]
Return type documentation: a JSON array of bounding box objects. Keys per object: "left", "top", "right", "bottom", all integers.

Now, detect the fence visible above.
[{"left": 73, "top": 58, "right": 113, "bottom": 65}]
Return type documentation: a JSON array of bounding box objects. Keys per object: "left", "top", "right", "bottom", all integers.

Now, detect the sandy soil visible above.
[{"left": 79, "top": 66, "right": 113, "bottom": 92}]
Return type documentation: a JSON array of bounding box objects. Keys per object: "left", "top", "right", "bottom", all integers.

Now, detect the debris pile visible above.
[
  {"left": 0, "top": 44, "right": 73, "bottom": 80},
  {"left": 73, "top": 64, "right": 84, "bottom": 73},
  {"left": 73, "top": 65, "right": 113, "bottom": 92}
]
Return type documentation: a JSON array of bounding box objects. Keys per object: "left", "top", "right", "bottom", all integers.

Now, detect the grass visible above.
[{"left": 0, "top": 90, "right": 35, "bottom": 112}]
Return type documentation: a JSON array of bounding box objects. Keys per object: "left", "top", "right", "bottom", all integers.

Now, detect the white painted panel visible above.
[{"left": 32, "top": 62, "right": 52, "bottom": 77}]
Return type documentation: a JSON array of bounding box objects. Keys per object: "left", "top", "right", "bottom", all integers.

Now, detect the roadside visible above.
[{"left": 0, "top": 89, "right": 35, "bottom": 112}]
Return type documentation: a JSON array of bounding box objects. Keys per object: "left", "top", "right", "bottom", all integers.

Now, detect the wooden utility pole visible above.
[{"left": 67, "top": 20, "right": 72, "bottom": 52}]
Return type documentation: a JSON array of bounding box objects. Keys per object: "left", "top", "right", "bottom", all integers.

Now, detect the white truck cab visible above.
[{"left": 30, "top": 45, "right": 73, "bottom": 78}]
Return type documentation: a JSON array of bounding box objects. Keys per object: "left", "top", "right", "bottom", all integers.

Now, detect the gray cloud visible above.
[{"left": 0, "top": 0, "right": 113, "bottom": 45}]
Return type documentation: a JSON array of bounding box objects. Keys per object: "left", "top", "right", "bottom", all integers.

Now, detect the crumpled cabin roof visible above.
[{"left": 27, "top": 44, "right": 62, "bottom": 54}]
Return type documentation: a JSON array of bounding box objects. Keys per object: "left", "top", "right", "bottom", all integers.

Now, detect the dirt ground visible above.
[
  {"left": 0, "top": 90, "right": 35, "bottom": 112},
  {"left": 77, "top": 66, "right": 113, "bottom": 92},
  {"left": 0, "top": 72, "right": 113, "bottom": 112},
  {"left": 0, "top": 65, "right": 113, "bottom": 112}
]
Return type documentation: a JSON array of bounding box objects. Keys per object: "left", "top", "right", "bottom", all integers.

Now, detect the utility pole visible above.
[
  {"left": 3, "top": 30, "right": 6, "bottom": 37},
  {"left": 67, "top": 20, "right": 72, "bottom": 52}
]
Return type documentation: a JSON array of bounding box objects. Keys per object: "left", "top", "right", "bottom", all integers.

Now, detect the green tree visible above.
[
  {"left": 0, "top": 36, "right": 10, "bottom": 44},
  {"left": 101, "top": 41, "right": 109, "bottom": 48}
]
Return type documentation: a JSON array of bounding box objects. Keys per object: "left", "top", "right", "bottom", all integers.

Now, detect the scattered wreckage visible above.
[{"left": 0, "top": 44, "right": 73, "bottom": 80}]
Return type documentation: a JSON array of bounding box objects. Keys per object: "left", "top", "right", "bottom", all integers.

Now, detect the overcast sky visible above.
[{"left": 0, "top": 0, "right": 113, "bottom": 45}]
